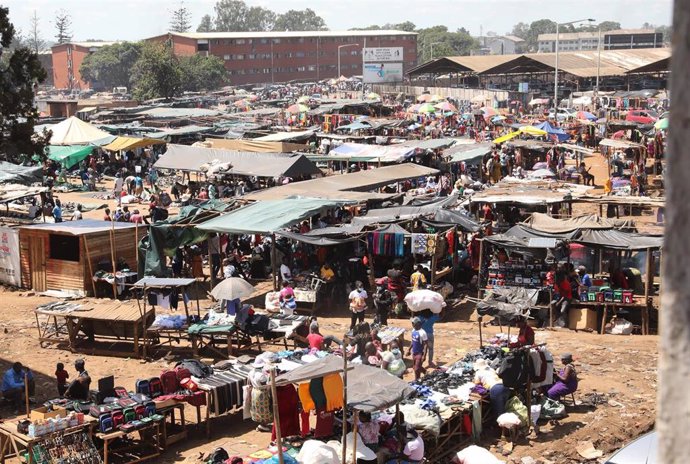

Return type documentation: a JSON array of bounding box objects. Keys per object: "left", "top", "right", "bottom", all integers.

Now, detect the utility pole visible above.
[{"left": 658, "top": 2, "right": 690, "bottom": 463}]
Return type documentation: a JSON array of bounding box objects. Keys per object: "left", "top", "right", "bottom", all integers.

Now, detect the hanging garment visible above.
[
  {"left": 322, "top": 373, "right": 344, "bottom": 412},
  {"left": 298, "top": 383, "right": 315, "bottom": 412},
  {"left": 471, "top": 400, "right": 482, "bottom": 442},
  {"left": 272, "top": 384, "right": 301, "bottom": 440},
  {"left": 309, "top": 377, "right": 327, "bottom": 410}
]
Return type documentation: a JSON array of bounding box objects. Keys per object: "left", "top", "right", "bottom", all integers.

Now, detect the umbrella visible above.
[
  {"left": 491, "top": 115, "right": 507, "bottom": 122},
  {"left": 519, "top": 126, "right": 548, "bottom": 136},
  {"left": 429, "top": 94, "right": 444, "bottom": 102},
  {"left": 210, "top": 277, "right": 255, "bottom": 301},
  {"left": 612, "top": 130, "right": 626, "bottom": 139},
  {"left": 435, "top": 101, "right": 457, "bottom": 113},
  {"left": 417, "top": 94, "right": 432, "bottom": 102},
  {"left": 417, "top": 103, "right": 436, "bottom": 114},
  {"left": 366, "top": 92, "right": 381, "bottom": 101},
  {"left": 297, "top": 95, "right": 310, "bottom": 104},
  {"left": 654, "top": 118, "right": 669, "bottom": 130},
  {"left": 407, "top": 103, "right": 422, "bottom": 113},
  {"left": 480, "top": 106, "right": 497, "bottom": 117},
  {"left": 493, "top": 131, "right": 520, "bottom": 144},
  {"left": 529, "top": 168, "right": 557, "bottom": 179},
  {"left": 286, "top": 103, "right": 309, "bottom": 114},
  {"left": 575, "top": 110, "right": 596, "bottom": 121}
]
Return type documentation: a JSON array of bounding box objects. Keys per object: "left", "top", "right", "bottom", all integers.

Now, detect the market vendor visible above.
[
  {"left": 547, "top": 353, "right": 578, "bottom": 400},
  {"left": 473, "top": 358, "right": 510, "bottom": 417},
  {"left": 64, "top": 359, "right": 91, "bottom": 400},
  {"left": 1, "top": 362, "right": 35, "bottom": 412},
  {"left": 550, "top": 271, "right": 572, "bottom": 328},
  {"left": 380, "top": 340, "right": 406, "bottom": 377},
  {"left": 577, "top": 265, "right": 593, "bottom": 289},
  {"left": 373, "top": 278, "right": 393, "bottom": 326},
  {"left": 385, "top": 427, "right": 425, "bottom": 464},
  {"left": 509, "top": 316, "right": 534, "bottom": 348},
  {"left": 348, "top": 280, "right": 368, "bottom": 331}
]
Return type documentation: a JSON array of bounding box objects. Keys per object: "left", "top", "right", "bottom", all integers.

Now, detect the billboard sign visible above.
[
  {"left": 363, "top": 62, "right": 404, "bottom": 83},
  {"left": 0, "top": 227, "right": 20, "bottom": 286},
  {"left": 362, "top": 47, "right": 404, "bottom": 63}
]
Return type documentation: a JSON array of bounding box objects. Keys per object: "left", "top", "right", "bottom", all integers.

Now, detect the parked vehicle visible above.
[
  {"left": 626, "top": 109, "right": 658, "bottom": 124},
  {"left": 548, "top": 107, "right": 577, "bottom": 121},
  {"left": 604, "top": 431, "right": 656, "bottom": 463}
]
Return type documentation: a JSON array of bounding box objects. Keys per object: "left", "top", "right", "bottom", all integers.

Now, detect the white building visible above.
[
  {"left": 538, "top": 29, "right": 663, "bottom": 53},
  {"left": 474, "top": 35, "right": 525, "bottom": 55}
]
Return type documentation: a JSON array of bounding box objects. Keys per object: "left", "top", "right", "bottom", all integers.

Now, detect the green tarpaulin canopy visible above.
[
  {"left": 47, "top": 145, "right": 94, "bottom": 168},
  {"left": 197, "top": 197, "right": 355, "bottom": 235}
]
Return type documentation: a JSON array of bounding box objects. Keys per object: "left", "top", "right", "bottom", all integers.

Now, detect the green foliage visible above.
[
  {"left": 53, "top": 9, "right": 72, "bottom": 44},
  {"left": 178, "top": 53, "right": 228, "bottom": 92},
  {"left": 524, "top": 19, "right": 557, "bottom": 51},
  {"left": 80, "top": 41, "right": 142, "bottom": 90},
  {"left": 0, "top": 6, "right": 50, "bottom": 163},
  {"left": 273, "top": 8, "right": 327, "bottom": 32},
  {"left": 170, "top": 4, "right": 193, "bottom": 33},
  {"left": 207, "top": 0, "right": 326, "bottom": 32},
  {"left": 130, "top": 43, "right": 182, "bottom": 100},
  {"left": 417, "top": 26, "right": 479, "bottom": 61},
  {"left": 197, "top": 14, "right": 214, "bottom": 32},
  {"left": 351, "top": 21, "right": 416, "bottom": 32}
]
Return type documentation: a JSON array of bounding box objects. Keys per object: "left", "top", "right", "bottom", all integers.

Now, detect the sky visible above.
[{"left": 3, "top": 0, "right": 674, "bottom": 43}]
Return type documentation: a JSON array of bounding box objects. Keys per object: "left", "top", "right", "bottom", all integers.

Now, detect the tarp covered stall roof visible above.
[
  {"left": 47, "top": 145, "right": 94, "bottom": 169},
  {"left": 598, "top": 138, "right": 645, "bottom": 150},
  {"left": 534, "top": 121, "right": 569, "bottom": 142},
  {"left": 253, "top": 130, "right": 315, "bottom": 142},
  {"left": 444, "top": 143, "right": 493, "bottom": 164},
  {"left": 132, "top": 277, "right": 196, "bottom": 288},
  {"left": 49, "top": 116, "right": 115, "bottom": 146},
  {"left": 276, "top": 355, "right": 414, "bottom": 413},
  {"left": 275, "top": 230, "right": 361, "bottom": 246},
  {"left": 102, "top": 136, "right": 166, "bottom": 152},
  {"left": 505, "top": 139, "right": 554, "bottom": 151},
  {"left": 0, "top": 185, "right": 48, "bottom": 204},
  {"left": 573, "top": 229, "right": 663, "bottom": 250},
  {"left": 19, "top": 219, "right": 136, "bottom": 235},
  {"left": 476, "top": 287, "right": 540, "bottom": 322},
  {"left": 245, "top": 163, "right": 440, "bottom": 201},
  {"left": 523, "top": 213, "right": 635, "bottom": 233},
  {"left": 0, "top": 162, "right": 43, "bottom": 185},
  {"left": 144, "top": 125, "right": 214, "bottom": 139},
  {"left": 204, "top": 138, "right": 307, "bottom": 153},
  {"left": 136, "top": 107, "right": 222, "bottom": 118},
  {"left": 153, "top": 144, "right": 321, "bottom": 178},
  {"left": 397, "top": 138, "right": 458, "bottom": 151},
  {"left": 558, "top": 143, "right": 595, "bottom": 155},
  {"left": 197, "top": 197, "right": 353, "bottom": 235},
  {"left": 330, "top": 143, "right": 416, "bottom": 163}
]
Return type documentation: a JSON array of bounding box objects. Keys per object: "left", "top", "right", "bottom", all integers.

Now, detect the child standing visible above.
[
  {"left": 407, "top": 317, "right": 428, "bottom": 381},
  {"left": 357, "top": 411, "right": 381, "bottom": 452},
  {"left": 55, "top": 362, "right": 69, "bottom": 396}
]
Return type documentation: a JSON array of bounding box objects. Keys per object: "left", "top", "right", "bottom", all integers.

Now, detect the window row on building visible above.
[{"left": 209, "top": 35, "right": 414, "bottom": 46}]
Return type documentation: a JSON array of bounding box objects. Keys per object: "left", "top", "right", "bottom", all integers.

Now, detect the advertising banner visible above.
[
  {"left": 0, "top": 227, "right": 20, "bottom": 286},
  {"left": 363, "top": 62, "right": 404, "bottom": 83},
  {"left": 362, "top": 47, "right": 404, "bottom": 63}
]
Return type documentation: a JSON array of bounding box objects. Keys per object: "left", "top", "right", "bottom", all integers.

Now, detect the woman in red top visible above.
[{"left": 550, "top": 273, "right": 572, "bottom": 328}]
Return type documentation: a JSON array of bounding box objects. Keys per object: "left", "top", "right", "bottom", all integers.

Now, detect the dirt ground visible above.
[{"left": 0, "top": 149, "right": 660, "bottom": 462}]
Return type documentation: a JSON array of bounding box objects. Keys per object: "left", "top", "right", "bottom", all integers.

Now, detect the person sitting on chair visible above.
[
  {"left": 1, "top": 362, "right": 35, "bottom": 413},
  {"left": 547, "top": 353, "right": 578, "bottom": 400},
  {"left": 64, "top": 359, "right": 91, "bottom": 400}
]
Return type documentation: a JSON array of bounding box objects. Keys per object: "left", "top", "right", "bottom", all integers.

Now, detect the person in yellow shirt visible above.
[
  {"left": 604, "top": 177, "right": 613, "bottom": 195},
  {"left": 320, "top": 262, "right": 336, "bottom": 306},
  {"left": 410, "top": 265, "right": 427, "bottom": 290}
]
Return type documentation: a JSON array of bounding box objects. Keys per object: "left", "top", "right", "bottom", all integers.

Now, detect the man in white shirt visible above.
[
  {"left": 348, "top": 280, "right": 368, "bottom": 330},
  {"left": 279, "top": 258, "right": 292, "bottom": 283},
  {"left": 113, "top": 174, "right": 124, "bottom": 206}
]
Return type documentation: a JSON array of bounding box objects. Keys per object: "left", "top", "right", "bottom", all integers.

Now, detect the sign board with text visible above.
[
  {"left": 363, "top": 47, "right": 404, "bottom": 63},
  {"left": 363, "top": 62, "right": 404, "bottom": 83},
  {"left": 0, "top": 227, "right": 20, "bottom": 286}
]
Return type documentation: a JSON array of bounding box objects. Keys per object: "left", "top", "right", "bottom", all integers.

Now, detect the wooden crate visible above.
[{"left": 569, "top": 308, "right": 598, "bottom": 331}]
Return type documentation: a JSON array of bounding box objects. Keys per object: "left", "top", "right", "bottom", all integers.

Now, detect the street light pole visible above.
[
  {"left": 554, "top": 18, "right": 595, "bottom": 109},
  {"left": 596, "top": 24, "right": 602, "bottom": 95},
  {"left": 337, "top": 43, "right": 359, "bottom": 79}
]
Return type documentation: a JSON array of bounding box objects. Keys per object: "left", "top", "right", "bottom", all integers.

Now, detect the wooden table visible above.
[
  {"left": 96, "top": 419, "right": 162, "bottom": 464},
  {"left": 156, "top": 403, "right": 187, "bottom": 448},
  {"left": 571, "top": 297, "right": 651, "bottom": 334},
  {"left": 0, "top": 420, "right": 94, "bottom": 463}
]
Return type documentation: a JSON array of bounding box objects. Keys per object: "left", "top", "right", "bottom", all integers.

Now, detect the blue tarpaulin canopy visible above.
[
  {"left": 534, "top": 121, "right": 570, "bottom": 142},
  {"left": 197, "top": 197, "right": 355, "bottom": 235}
]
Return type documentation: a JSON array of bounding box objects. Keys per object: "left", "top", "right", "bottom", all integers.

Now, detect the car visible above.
[
  {"left": 604, "top": 431, "right": 656, "bottom": 463},
  {"left": 626, "top": 109, "right": 658, "bottom": 124},
  {"left": 548, "top": 107, "right": 577, "bottom": 121}
]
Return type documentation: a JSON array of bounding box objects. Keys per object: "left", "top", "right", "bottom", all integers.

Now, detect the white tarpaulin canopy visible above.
[{"left": 48, "top": 116, "right": 115, "bottom": 146}]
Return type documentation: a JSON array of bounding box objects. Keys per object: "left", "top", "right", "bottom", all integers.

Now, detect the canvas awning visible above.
[
  {"left": 48, "top": 116, "right": 115, "bottom": 146},
  {"left": 204, "top": 138, "right": 307, "bottom": 153},
  {"left": 253, "top": 130, "right": 315, "bottom": 142},
  {"left": 397, "top": 138, "right": 458, "bottom": 151},
  {"left": 197, "top": 197, "right": 354, "bottom": 235},
  {"left": 19, "top": 219, "right": 136, "bottom": 235},
  {"left": 444, "top": 143, "right": 493, "bottom": 164},
  {"left": 598, "top": 138, "right": 645, "bottom": 150},
  {"left": 47, "top": 145, "right": 94, "bottom": 169},
  {"left": 153, "top": 144, "right": 321, "bottom": 178},
  {"left": 276, "top": 355, "right": 414, "bottom": 412},
  {"left": 245, "top": 163, "right": 440, "bottom": 201},
  {"left": 102, "top": 136, "right": 166, "bottom": 152},
  {"left": 523, "top": 213, "right": 634, "bottom": 233},
  {"left": 0, "top": 162, "right": 43, "bottom": 185},
  {"left": 330, "top": 143, "right": 416, "bottom": 163},
  {"left": 573, "top": 229, "right": 663, "bottom": 250}
]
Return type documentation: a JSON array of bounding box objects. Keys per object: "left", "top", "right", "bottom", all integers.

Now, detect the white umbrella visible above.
[{"left": 210, "top": 277, "right": 255, "bottom": 301}]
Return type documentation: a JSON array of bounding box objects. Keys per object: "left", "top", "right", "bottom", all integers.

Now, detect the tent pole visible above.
[
  {"left": 269, "top": 368, "right": 284, "bottom": 464},
  {"left": 644, "top": 247, "right": 652, "bottom": 335},
  {"left": 272, "top": 233, "right": 278, "bottom": 291},
  {"left": 83, "top": 236, "right": 98, "bottom": 297},
  {"left": 342, "top": 349, "right": 348, "bottom": 462},
  {"left": 352, "top": 409, "right": 359, "bottom": 463},
  {"left": 208, "top": 237, "right": 217, "bottom": 290},
  {"left": 476, "top": 238, "right": 484, "bottom": 301},
  {"left": 109, "top": 223, "right": 118, "bottom": 299}
]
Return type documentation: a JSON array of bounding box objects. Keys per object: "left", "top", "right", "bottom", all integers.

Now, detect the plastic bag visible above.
[
  {"left": 404, "top": 289, "right": 446, "bottom": 313},
  {"left": 540, "top": 397, "right": 566, "bottom": 419},
  {"left": 505, "top": 396, "right": 529, "bottom": 426}
]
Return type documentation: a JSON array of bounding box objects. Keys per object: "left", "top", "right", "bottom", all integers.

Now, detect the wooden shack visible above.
[{"left": 19, "top": 220, "right": 141, "bottom": 295}]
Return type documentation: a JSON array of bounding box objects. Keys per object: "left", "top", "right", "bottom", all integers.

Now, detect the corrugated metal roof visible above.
[{"left": 169, "top": 30, "right": 415, "bottom": 40}]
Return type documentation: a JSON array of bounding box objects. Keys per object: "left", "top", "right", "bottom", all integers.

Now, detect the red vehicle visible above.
[{"left": 625, "top": 109, "right": 658, "bottom": 124}]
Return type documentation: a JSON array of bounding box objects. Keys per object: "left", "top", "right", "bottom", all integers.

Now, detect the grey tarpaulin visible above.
[
  {"left": 275, "top": 230, "right": 361, "bottom": 246},
  {"left": 573, "top": 229, "right": 663, "bottom": 251},
  {"left": 0, "top": 162, "right": 43, "bottom": 185},
  {"left": 476, "top": 287, "right": 540, "bottom": 322}
]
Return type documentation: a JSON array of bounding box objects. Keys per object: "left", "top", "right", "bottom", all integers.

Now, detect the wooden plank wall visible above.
[
  {"left": 19, "top": 233, "right": 32, "bottom": 289},
  {"left": 81, "top": 227, "right": 142, "bottom": 293}
]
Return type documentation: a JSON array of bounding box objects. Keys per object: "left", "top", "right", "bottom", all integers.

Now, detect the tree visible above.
[
  {"left": 511, "top": 22, "right": 529, "bottom": 39},
  {"left": 170, "top": 3, "right": 192, "bottom": 33},
  {"left": 245, "top": 6, "right": 276, "bottom": 31},
  {"left": 393, "top": 21, "right": 416, "bottom": 32},
  {"left": 0, "top": 6, "right": 50, "bottom": 163},
  {"left": 53, "top": 9, "right": 72, "bottom": 44},
  {"left": 417, "top": 25, "right": 479, "bottom": 61},
  {"left": 213, "top": 0, "right": 253, "bottom": 31},
  {"left": 80, "top": 41, "right": 142, "bottom": 90},
  {"left": 524, "top": 19, "right": 557, "bottom": 51},
  {"left": 179, "top": 53, "right": 228, "bottom": 91},
  {"left": 28, "top": 10, "right": 45, "bottom": 53},
  {"left": 130, "top": 42, "right": 182, "bottom": 100},
  {"left": 197, "top": 14, "right": 214, "bottom": 32},
  {"left": 273, "top": 8, "right": 327, "bottom": 31}
]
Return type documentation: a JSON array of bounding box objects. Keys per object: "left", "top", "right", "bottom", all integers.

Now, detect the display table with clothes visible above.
[
  {"left": 265, "top": 288, "right": 318, "bottom": 315},
  {"left": 188, "top": 311, "right": 308, "bottom": 359},
  {"left": 92, "top": 271, "right": 138, "bottom": 298}
]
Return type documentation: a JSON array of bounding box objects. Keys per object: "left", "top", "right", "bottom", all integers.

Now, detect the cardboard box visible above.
[
  {"left": 569, "top": 308, "right": 598, "bottom": 331},
  {"left": 30, "top": 406, "right": 67, "bottom": 421}
]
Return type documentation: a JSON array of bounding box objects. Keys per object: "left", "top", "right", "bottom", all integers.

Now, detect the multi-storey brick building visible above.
[
  {"left": 51, "top": 41, "right": 117, "bottom": 90},
  {"left": 145, "top": 30, "right": 418, "bottom": 86}
]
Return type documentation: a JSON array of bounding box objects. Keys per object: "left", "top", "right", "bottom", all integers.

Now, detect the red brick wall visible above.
[
  {"left": 147, "top": 33, "right": 197, "bottom": 56},
  {"left": 51, "top": 44, "right": 93, "bottom": 90}
]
